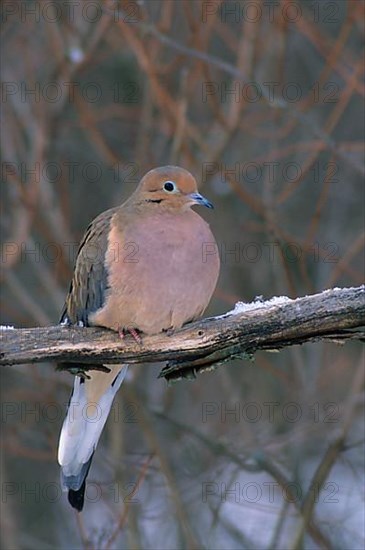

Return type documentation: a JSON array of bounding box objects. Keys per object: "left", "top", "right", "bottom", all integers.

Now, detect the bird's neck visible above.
[{"left": 120, "top": 197, "right": 190, "bottom": 217}]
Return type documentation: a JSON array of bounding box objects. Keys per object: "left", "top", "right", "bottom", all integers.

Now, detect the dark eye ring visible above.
[{"left": 163, "top": 181, "right": 175, "bottom": 192}]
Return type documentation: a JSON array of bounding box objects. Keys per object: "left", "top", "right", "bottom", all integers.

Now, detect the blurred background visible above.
[{"left": 1, "top": 1, "right": 364, "bottom": 548}]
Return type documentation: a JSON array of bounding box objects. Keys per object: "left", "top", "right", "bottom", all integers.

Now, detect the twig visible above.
[{"left": 291, "top": 352, "right": 365, "bottom": 549}]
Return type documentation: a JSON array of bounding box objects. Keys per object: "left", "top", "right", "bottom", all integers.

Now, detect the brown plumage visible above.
[{"left": 58, "top": 165, "right": 220, "bottom": 511}]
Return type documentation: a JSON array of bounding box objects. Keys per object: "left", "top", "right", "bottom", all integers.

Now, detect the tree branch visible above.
[{"left": 1, "top": 286, "right": 364, "bottom": 381}]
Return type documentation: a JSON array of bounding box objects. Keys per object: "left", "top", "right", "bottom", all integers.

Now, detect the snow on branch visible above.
[{"left": 1, "top": 286, "right": 364, "bottom": 382}]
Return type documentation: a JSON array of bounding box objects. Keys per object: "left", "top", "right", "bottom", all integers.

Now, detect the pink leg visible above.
[
  {"left": 118, "top": 326, "right": 142, "bottom": 344},
  {"left": 127, "top": 327, "right": 142, "bottom": 345}
]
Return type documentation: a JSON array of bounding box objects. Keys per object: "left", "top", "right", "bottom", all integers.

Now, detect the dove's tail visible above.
[{"left": 58, "top": 365, "right": 128, "bottom": 511}]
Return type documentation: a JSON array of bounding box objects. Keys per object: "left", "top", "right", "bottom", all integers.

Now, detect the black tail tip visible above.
[
  {"left": 68, "top": 481, "right": 86, "bottom": 512},
  {"left": 63, "top": 453, "right": 94, "bottom": 511}
]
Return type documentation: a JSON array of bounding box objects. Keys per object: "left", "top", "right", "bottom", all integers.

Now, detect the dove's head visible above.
[{"left": 133, "top": 165, "right": 214, "bottom": 211}]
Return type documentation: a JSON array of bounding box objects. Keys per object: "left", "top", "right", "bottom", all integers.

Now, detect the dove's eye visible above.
[{"left": 163, "top": 181, "right": 176, "bottom": 192}]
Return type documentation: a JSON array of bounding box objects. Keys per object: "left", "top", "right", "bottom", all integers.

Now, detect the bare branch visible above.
[{"left": 1, "top": 286, "right": 364, "bottom": 381}]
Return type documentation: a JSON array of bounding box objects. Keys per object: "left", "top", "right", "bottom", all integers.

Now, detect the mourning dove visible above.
[{"left": 58, "top": 165, "right": 220, "bottom": 510}]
